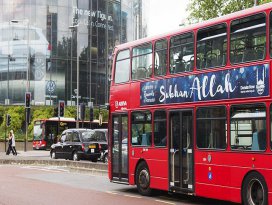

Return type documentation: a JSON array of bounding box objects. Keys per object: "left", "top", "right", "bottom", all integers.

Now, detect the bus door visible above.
[
  {"left": 111, "top": 114, "right": 129, "bottom": 183},
  {"left": 169, "top": 110, "right": 194, "bottom": 192}
]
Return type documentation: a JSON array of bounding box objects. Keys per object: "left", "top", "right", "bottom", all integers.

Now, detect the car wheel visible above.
[
  {"left": 72, "top": 151, "right": 79, "bottom": 161},
  {"left": 91, "top": 158, "right": 98, "bottom": 162},
  {"left": 242, "top": 172, "right": 268, "bottom": 205},
  {"left": 103, "top": 153, "right": 108, "bottom": 164},
  {"left": 51, "top": 150, "right": 56, "bottom": 159},
  {"left": 136, "top": 161, "right": 153, "bottom": 196}
]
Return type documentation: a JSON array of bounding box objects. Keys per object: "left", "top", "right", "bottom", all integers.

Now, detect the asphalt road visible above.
[{"left": 0, "top": 165, "right": 237, "bottom": 205}]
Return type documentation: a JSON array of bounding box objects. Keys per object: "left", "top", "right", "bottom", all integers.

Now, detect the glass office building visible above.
[{"left": 0, "top": 0, "right": 149, "bottom": 106}]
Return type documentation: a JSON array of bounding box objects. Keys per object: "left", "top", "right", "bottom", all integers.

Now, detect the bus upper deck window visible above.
[
  {"left": 132, "top": 44, "right": 152, "bottom": 80},
  {"left": 114, "top": 49, "right": 130, "bottom": 84},
  {"left": 154, "top": 39, "right": 167, "bottom": 76},
  {"left": 170, "top": 32, "right": 194, "bottom": 74},
  {"left": 197, "top": 24, "right": 227, "bottom": 70},
  {"left": 230, "top": 13, "right": 266, "bottom": 64}
]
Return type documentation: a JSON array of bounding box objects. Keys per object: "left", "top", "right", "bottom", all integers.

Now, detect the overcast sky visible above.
[{"left": 148, "top": 0, "right": 189, "bottom": 36}]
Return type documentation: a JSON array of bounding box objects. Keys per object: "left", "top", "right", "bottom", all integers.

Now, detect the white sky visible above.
[{"left": 148, "top": 0, "right": 189, "bottom": 36}]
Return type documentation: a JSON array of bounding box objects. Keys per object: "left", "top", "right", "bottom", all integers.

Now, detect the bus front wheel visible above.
[
  {"left": 136, "top": 161, "right": 152, "bottom": 196},
  {"left": 242, "top": 172, "right": 268, "bottom": 205}
]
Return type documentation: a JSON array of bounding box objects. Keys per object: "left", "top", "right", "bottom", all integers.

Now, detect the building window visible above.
[
  {"left": 115, "top": 49, "right": 130, "bottom": 84},
  {"left": 170, "top": 32, "right": 194, "bottom": 73},
  {"left": 132, "top": 43, "right": 152, "bottom": 80},
  {"left": 196, "top": 106, "right": 227, "bottom": 149},
  {"left": 154, "top": 39, "right": 167, "bottom": 76},
  {"left": 197, "top": 24, "right": 227, "bottom": 70},
  {"left": 154, "top": 110, "right": 167, "bottom": 147},
  {"left": 230, "top": 13, "right": 266, "bottom": 64},
  {"left": 131, "top": 111, "right": 152, "bottom": 146},
  {"left": 231, "top": 104, "right": 266, "bottom": 151}
]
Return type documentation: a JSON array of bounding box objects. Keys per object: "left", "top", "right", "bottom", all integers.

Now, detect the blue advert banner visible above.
[{"left": 140, "top": 64, "right": 269, "bottom": 106}]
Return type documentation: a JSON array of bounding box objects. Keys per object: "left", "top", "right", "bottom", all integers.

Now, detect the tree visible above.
[{"left": 187, "top": 0, "right": 272, "bottom": 24}]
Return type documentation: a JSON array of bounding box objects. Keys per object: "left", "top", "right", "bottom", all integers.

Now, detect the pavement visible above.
[{"left": 0, "top": 150, "right": 108, "bottom": 176}]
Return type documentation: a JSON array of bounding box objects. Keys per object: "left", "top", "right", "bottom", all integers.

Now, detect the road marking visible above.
[
  {"left": 106, "top": 191, "right": 119, "bottom": 195},
  {"left": 21, "top": 166, "right": 69, "bottom": 173},
  {"left": 123, "top": 194, "right": 142, "bottom": 199},
  {"left": 155, "top": 199, "right": 176, "bottom": 205}
]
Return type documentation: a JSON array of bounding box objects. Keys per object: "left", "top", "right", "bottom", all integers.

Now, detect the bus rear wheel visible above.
[
  {"left": 242, "top": 172, "right": 268, "bottom": 205},
  {"left": 136, "top": 161, "right": 152, "bottom": 196}
]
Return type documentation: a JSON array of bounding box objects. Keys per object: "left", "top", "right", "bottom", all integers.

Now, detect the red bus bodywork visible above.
[{"left": 108, "top": 3, "right": 272, "bottom": 204}]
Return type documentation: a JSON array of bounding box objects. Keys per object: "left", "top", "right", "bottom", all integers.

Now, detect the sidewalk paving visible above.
[{"left": 0, "top": 150, "right": 108, "bottom": 176}]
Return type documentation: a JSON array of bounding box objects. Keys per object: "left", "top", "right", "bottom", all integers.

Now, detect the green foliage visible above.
[
  {"left": 187, "top": 0, "right": 272, "bottom": 23},
  {"left": 0, "top": 105, "right": 108, "bottom": 141}
]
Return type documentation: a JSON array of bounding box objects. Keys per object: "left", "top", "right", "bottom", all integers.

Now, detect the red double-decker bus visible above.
[{"left": 108, "top": 3, "right": 272, "bottom": 205}]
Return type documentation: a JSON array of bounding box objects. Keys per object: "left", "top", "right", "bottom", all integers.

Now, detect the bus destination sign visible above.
[{"left": 140, "top": 64, "right": 269, "bottom": 106}]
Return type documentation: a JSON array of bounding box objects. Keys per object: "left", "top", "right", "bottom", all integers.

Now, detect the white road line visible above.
[
  {"left": 21, "top": 166, "right": 69, "bottom": 173},
  {"left": 155, "top": 199, "right": 176, "bottom": 205},
  {"left": 105, "top": 191, "right": 119, "bottom": 195},
  {"left": 123, "top": 194, "right": 142, "bottom": 199}
]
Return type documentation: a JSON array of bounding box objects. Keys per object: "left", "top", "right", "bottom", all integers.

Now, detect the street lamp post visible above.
[
  {"left": 69, "top": 25, "right": 79, "bottom": 128},
  {"left": 11, "top": 19, "right": 30, "bottom": 152}
]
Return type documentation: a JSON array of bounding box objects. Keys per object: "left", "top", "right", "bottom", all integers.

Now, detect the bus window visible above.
[
  {"left": 131, "top": 111, "right": 152, "bottom": 146},
  {"left": 230, "top": 13, "right": 266, "bottom": 64},
  {"left": 132, "top": 43, "right": 152, "bottom": 80},
  {"left": 170, "top": 32, "right": 194, "bottom": 74},
  {"left": 154, "top": 110, "right": 167, "bottom": 147},
  {"left": 115, "top": 49, "right": 130, "bottom": 84},
  {"left": 230, "top": 104, "right": 266, "bottom": 151},
  {"left": 196, "top": 106, "right": 227, "bottom": 149},
  {"left": 154, "top": 39, "right": 167, "bottom": 76},
  {"left": 197, "top": 23, "right": 227, "bottom": 70}
]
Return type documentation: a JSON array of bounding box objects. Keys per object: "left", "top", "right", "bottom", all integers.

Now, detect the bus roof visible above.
[{"left": 114, "top": 2, "right": 272, "bottom": 51}]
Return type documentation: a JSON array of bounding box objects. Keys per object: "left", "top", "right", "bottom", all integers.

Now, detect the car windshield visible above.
[
  {"left": 90, "top": 131, "right": 107, "bottom": 142},
  {"left": 81, "top": 130, "right": 95, "bottom": 142}
]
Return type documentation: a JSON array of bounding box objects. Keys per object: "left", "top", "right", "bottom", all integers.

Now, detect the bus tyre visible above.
[
  {"left": 136, "top": 162, "right": 152, "bottom": 196},
  {"left": 242, "top": 172, "right": 268, "bottom": 205},
  {"left": 72, "top": 151, "right": 79, "bottom": 161}
]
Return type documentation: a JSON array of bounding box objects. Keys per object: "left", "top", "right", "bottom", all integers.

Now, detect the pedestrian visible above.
[
  {"left": 6, "top": 131, "right": 14, "bottom": 155},
  {"left": 10, "top": 130, "right": 17, "bottom": 155}
]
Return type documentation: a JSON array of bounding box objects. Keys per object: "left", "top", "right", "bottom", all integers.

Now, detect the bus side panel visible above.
[
  {"left": 129, "top": 147, "right": 169, "bottom": 191},
  {"left": 195, "top": 151, "right": 272, "bottom": 204}
]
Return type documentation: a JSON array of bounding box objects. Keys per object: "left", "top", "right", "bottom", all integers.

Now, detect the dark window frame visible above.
[
  {"left": 153, "top": 110, "right": 167, "bottom": 147},
  {"left": 154, "top": 38, "right": 168, "bottom": 76},
  {"left": 230, "top": 12, "right": 266, "bottom": 64},
  {"left": 169, "top": 32, "right": 194, "bottom": 74},
  {"left": 114, "top": 49, "right": 130, "bottom": 84},
  {"left": 196, "top": 106, "right": 227, "bottom": 150},
  {"left": 196, "top": 23, "right": 227, "bottom": 70},
  {"left": 230, "top": 104, "right": 267, "bottom": 152},
  {"left": 131, "top": 110, "right": 152, "bottom": 147},
  {"left": 131, "top": 43, "right": 153, "bottom": 80}
]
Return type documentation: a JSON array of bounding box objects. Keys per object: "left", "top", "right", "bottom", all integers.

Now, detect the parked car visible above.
[
  {"left": 50, "top": 128, "right": 101, "bottom": 162},
  {"left": 91, "top": 129, "right": 108, "bottom": 163}
]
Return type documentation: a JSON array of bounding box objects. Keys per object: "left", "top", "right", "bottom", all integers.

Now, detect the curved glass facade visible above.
[{"left": 0, "top": 0, "right": 149, "bottom": 106}]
